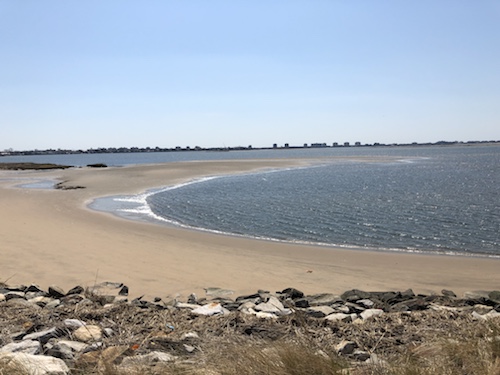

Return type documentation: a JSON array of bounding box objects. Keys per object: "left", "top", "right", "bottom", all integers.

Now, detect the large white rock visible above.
[{"left": 0, "top": 353, "right": 69, "bottom": 375}]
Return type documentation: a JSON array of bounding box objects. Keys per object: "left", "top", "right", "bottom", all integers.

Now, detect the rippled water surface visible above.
[{"left": 144, "top": 146, "right": 499, "bottom": 256}]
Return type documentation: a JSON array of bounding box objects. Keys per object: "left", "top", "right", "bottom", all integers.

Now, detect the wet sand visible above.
[{"left": 1, "top": 159, "right": 499, "bottom": 300}]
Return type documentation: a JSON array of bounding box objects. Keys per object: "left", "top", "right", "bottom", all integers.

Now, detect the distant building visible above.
[
  {"left": 311, "top": 143, "right": 327, "bottom": 148},
  {"left": 273, "top": 143, "right": 278, "bottom": 149},
  {"left": 355, "top": 141, "right": 361, "bottom": 146},
  {"left": 284, "top": 143, "right": 289, "bottom": 148},
  {"left": 304, "top": 143, "right": 308, "bottom": 148},
  {"left": 332, "top": 142, "right": 338, "bottom": 147},
  {"left": 344, "top": 142, "right": 350, "bottom": 146}
]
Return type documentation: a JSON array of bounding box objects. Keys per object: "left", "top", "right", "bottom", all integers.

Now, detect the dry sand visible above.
[{"left": 1, "top": 158, "right": 499, "bottom": 300}]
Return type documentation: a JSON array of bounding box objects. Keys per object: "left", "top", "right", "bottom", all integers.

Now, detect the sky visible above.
[{"left": 1, "top": 1, "right": 499, "bottom": 151}]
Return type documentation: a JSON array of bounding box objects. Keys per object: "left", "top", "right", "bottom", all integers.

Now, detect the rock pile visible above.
[{"left": 1, "top": 282, "right": 499, "bottom": 374}]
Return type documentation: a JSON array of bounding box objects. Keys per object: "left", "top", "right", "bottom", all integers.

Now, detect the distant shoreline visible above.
[{"left": 2, "top": 139, "right": 499, "bottom": 157}]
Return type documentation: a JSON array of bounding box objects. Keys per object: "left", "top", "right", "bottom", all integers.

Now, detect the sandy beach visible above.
[{"left": 1, "top": 159, "right": 499, "bottom": 300}]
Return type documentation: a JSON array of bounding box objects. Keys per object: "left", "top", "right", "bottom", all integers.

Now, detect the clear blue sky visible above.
[{"left": 1, "top": 1, "right": 499, "bottom": 150}]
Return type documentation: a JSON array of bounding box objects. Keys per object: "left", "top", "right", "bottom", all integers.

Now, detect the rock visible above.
[
  {"left": 489, "top": 291, "right": 500, "bottom": 304},
  {"left": 28, "top": 296, "right": 55, "bottom": 307},
  {"left": 23, "top": 327, "right": 64, "bottom": 344},
  {"left": 254, "top": 296, "right": 292, "bottom": 315},
  {"left": 5, "top": 291, "right": 25, "bottom": 300},
  {"left": 45, "top": 340, "right": 87, "bottom": 361},
  {"left": 45, "top": 299, "right": 61, "bottom": 309},
  {"left": 293, "top": 298, "right": 310, "bottom": 308},
  {"left": 306, "top": 306, "right": 335, "bottom": 318},
  {"left": 341, "top": 289, "right": 371, "bottom": 302},
  {"left": 391, "top": 298, "right": 429, "bottom": 312},
  {"left": 175, "top": 302, "right": 201, "bottom": 310},
  {"left": 255, "top": 311, "right": 278, "bottom": 319},
  {"left": 357, "top": 299, "right": 375, "bottom": 308},
  {"left": 352, "top": 350, "right": 371, "bottom": 361},
  {"left": 307, "top": 293, "right": 343, "bottom": 306},
  {"left": 336, "top": 340, "right": 358, "bottom": 355},
  {"left": 53, "top": 340, "right": 88, "bottom": 353},
  {"left": 48, "top": 286, "right": 66, "bottom": 299},
  {"left": 441, "top": 289, "right": 457, "bottom": 298},
  {"left": 192, "top": 303, "right": 229, "bottom": 316},
  {"left": 118, "top": 285, "right": 129, "bottom": 296},
  {"left": 472, "top": 310, "right": 500, "bottom": 320},
  {"left": 183, "top": 344, "right": 196, "bottom": 353},
  {"left": 0, "top": 353, "right": 69, "bottom": 374},
  {"left": 66, "top": 285, "right": 84, "bottom": 295},
  {"left": 25, "top": 284, "right": 45, "bottom": 293},
  {"left": 113, "top": 296, "right": 128, "bottom": 304},
  {"left": 181, "top": 332, "right": 199, "bottom": 340},
  {"left": 73, "top": 325, "right": 103, "bottom": 342},
  {"left": 0, "top": 340, "right": 41, "bottom": 355},
  {"left": 360, "top": 309, "right": 384, "bottom": 320},
  {"left": 0, "top": 294, "right": 5, "bottom": 302},
  {"left": 280, "top": 287, "right": 304, "bottom": 299},
  {"left": 64, "top": 319, "right": 87, "bottom": 329},
  {"left": 120, "top": 351, "right": 176, "bottom": 367},
  {"left": 324, "top": 313, "right": 352, "bottom": 322}
]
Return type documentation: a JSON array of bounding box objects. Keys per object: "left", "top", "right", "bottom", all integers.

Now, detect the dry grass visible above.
[{"left": 1, "top": 294, "right": 499, "bottom": 374}]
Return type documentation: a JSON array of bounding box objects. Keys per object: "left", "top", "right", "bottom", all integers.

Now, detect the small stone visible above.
[
  {"left": 48, "top": 286, "right": 66, "bottom": 299},
  {"left": 25, "top": 284, "right": 45, "bottom": 293},
  {"left": 441, "top": 289, "right": 457, "bottom": 298},
  {"left": 0, "top": 353, "right": 69, "bottom": 374},
  {"left": 0, "top": 294, "right": 5, "bottom": 302},
  {"left": 73, "top": 325, "right": 103, "bottom": 342},
  {"left": 119, "top": 285, "right": 129, "bottom": 296},
  {"left": 64, "top": 319, "right": 87, "bottom": 329},
  {"left": 28, "top": 296, "right": 54, "bottom": 307},
  {"left": 307, "top": 306, "right": 335, "bottom": 318},
  {"left": 324, "top": 313, "right": 352, "bottom": 322},
  {"left": 120, "top": 351, "right": 176, "bottom": 367},
  {"left": 336, "top": 340, "right": 358, "bottom": 355},
  {"left": 308, "top": 293, "right": 343, "bottom": 306},
  {"left": 352, "top": 350, "right": 371, "bottom": 361},
  {"left": 357, "top": 299, "right": 375, "bottom": 308},
  {"left": 294, "top": 298, "right": 310, "bottom": 308},
  {"left": 192, "top": 302, "right": 229, "bottom": 316},
  {"left": 181, "top": 332, "right": 199, "bottom": 340},
  {"left": 66, "top": 286, "right": 84, "bottom": 295},
  {"left": 254, "top": 296, "right": 286, "bottom": 314},
  {"left": 5, "top": 291, "right": 25, "bottom": 300},
  {"left": 45, "top": 299, "right": 61, "bottom": 309},
  {"left": 360, "top": 309, "right": 384, "bottom": 320},
  {"left": 183, "top": 344, "right": 195, "bottom": 353},
  {"left": 280, "top": 287, "right": 304, "bottom": 299},
  {"left": 0, "top": 340, "right": 41, "bottom": 355},
  {"left": 23, "top": 327, "right": 63, "bottom": 344}
]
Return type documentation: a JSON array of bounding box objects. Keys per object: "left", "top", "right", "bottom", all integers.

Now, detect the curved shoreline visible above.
[
  {"left": 88, "top": 162, "right": 500, "bottom": 260},
  {"left": 1, "top": 158, "right": 499, "bottom": 301}
]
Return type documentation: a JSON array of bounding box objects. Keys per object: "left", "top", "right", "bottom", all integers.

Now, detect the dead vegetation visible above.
[{"left": 1, "top": 294, "right": 499, "bottom": 374}]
